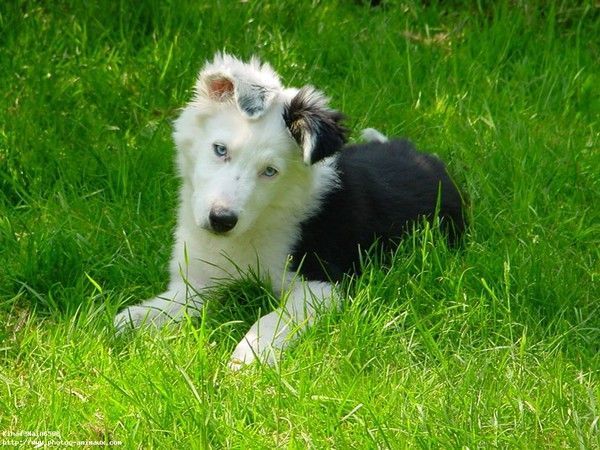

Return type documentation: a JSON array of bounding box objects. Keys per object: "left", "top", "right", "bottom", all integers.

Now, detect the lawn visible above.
[{"left": 0, "top": 1, "right": 598, "bottom": 448}]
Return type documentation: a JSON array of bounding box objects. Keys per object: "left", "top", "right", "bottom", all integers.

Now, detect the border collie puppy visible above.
[{"left": 114, "top": 53, "right": 465, "bottom": 369}]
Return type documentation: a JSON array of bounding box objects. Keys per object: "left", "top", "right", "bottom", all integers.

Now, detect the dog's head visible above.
[{"left": 173, "top": 53, "right": 348, "bottom": 236}]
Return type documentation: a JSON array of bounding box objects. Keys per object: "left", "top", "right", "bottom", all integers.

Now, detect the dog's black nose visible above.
[{"left": 209, "top": 208, "right": 238, "bottom": 233}]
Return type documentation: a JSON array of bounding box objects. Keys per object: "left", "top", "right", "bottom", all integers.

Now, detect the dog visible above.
[{"left": 114, "top": 53, "right": 465, "bottom": 369}]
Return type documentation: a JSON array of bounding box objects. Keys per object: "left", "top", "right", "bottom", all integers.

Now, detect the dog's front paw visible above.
[
  {"left": 228, "top": 339, "right": 256, "bottom": 371},
  {"left": 114, "top": 292, "right": 190, "bottom": 333},
  {"left": 114, "top": 305, "right": 164, "bottom": 333},
  {"left": 228, "top": 312, "right": 290, "bottom": 370},
  {"left": 228, "top": 335, "right": 278, "bottom": 371}
]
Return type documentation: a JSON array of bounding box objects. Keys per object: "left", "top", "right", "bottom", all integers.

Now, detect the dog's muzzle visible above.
[{"left": 208, "top": 207, "right": 238, "bottom": 234}]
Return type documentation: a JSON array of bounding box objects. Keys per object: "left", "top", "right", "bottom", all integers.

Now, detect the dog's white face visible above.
[
  {"left": 176, "top": 102, "right": 305, "bottom": 236},
  {"left": 172, "top": 53, "right": 347, "bottom": 237}
]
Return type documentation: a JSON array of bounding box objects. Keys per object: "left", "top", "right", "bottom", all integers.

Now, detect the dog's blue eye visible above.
[
  {"left": 262, "top": 166, "right": 278, "bottom": 178},
  {"left": 213, "top": 143, "right": 228, "bottom": 157}
]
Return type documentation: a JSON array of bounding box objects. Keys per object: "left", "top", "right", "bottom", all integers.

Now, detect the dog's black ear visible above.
[{"left": 283, "top": 86, "right": 348, "bottom": 164}]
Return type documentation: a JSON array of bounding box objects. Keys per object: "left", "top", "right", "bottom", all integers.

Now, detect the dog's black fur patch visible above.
[
  {"left": 283, "top": 86, "right": 348, "bottom": 164},
  {"left": 291, "top": 139, "right": 466, "bottom": 281}
]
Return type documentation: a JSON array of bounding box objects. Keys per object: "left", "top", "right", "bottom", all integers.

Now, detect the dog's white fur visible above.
[
  {"left": 114, "top": 54, "right": 345, "bottom": 369},
  {"left": 361, "top": 127, "right": 388, "bottom": 143}
]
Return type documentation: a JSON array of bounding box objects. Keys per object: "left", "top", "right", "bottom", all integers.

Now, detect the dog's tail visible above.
[{"left": 361, "top": 127, "right": 388, "bottom": 143}]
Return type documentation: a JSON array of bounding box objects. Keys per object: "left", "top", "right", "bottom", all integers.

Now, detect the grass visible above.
[{"left": 0, "top": 0, "right": 598, "bottom": 448}]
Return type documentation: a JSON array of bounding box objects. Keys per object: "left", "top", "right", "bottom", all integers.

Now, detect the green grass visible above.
[{"left": 1, "top": 0, "right": 598, "bottom": 447}]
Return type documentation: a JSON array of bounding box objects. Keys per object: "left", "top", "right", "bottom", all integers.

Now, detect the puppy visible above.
[{"left": 114, "top": 53, "right": 465, "bottom": 369}]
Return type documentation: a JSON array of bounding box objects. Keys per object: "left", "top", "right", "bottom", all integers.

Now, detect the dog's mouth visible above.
[
  {"left": 201, "top": 221, "right": 238, "bottom": 236},
  {"left": 204, "top": 226, "right": 232, "bottom": 236}
]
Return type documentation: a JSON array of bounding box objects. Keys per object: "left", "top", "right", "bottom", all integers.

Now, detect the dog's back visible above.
[{"left": 292, "top": 139, "right": 465, "bottom": 281}]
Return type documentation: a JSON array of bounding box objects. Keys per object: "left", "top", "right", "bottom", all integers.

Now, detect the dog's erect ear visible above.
[
  {"left": 205, "top": 75, "right": 235, "bottom": 101},
  {"left": 283, "top": 86, "right": 348, "bottom": 164},
  {"left": 234, "top": 81, "right": 274, "bottom": 119},
  {"left": 195, "top": 54, "right": 281, "bottom": 119}
]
